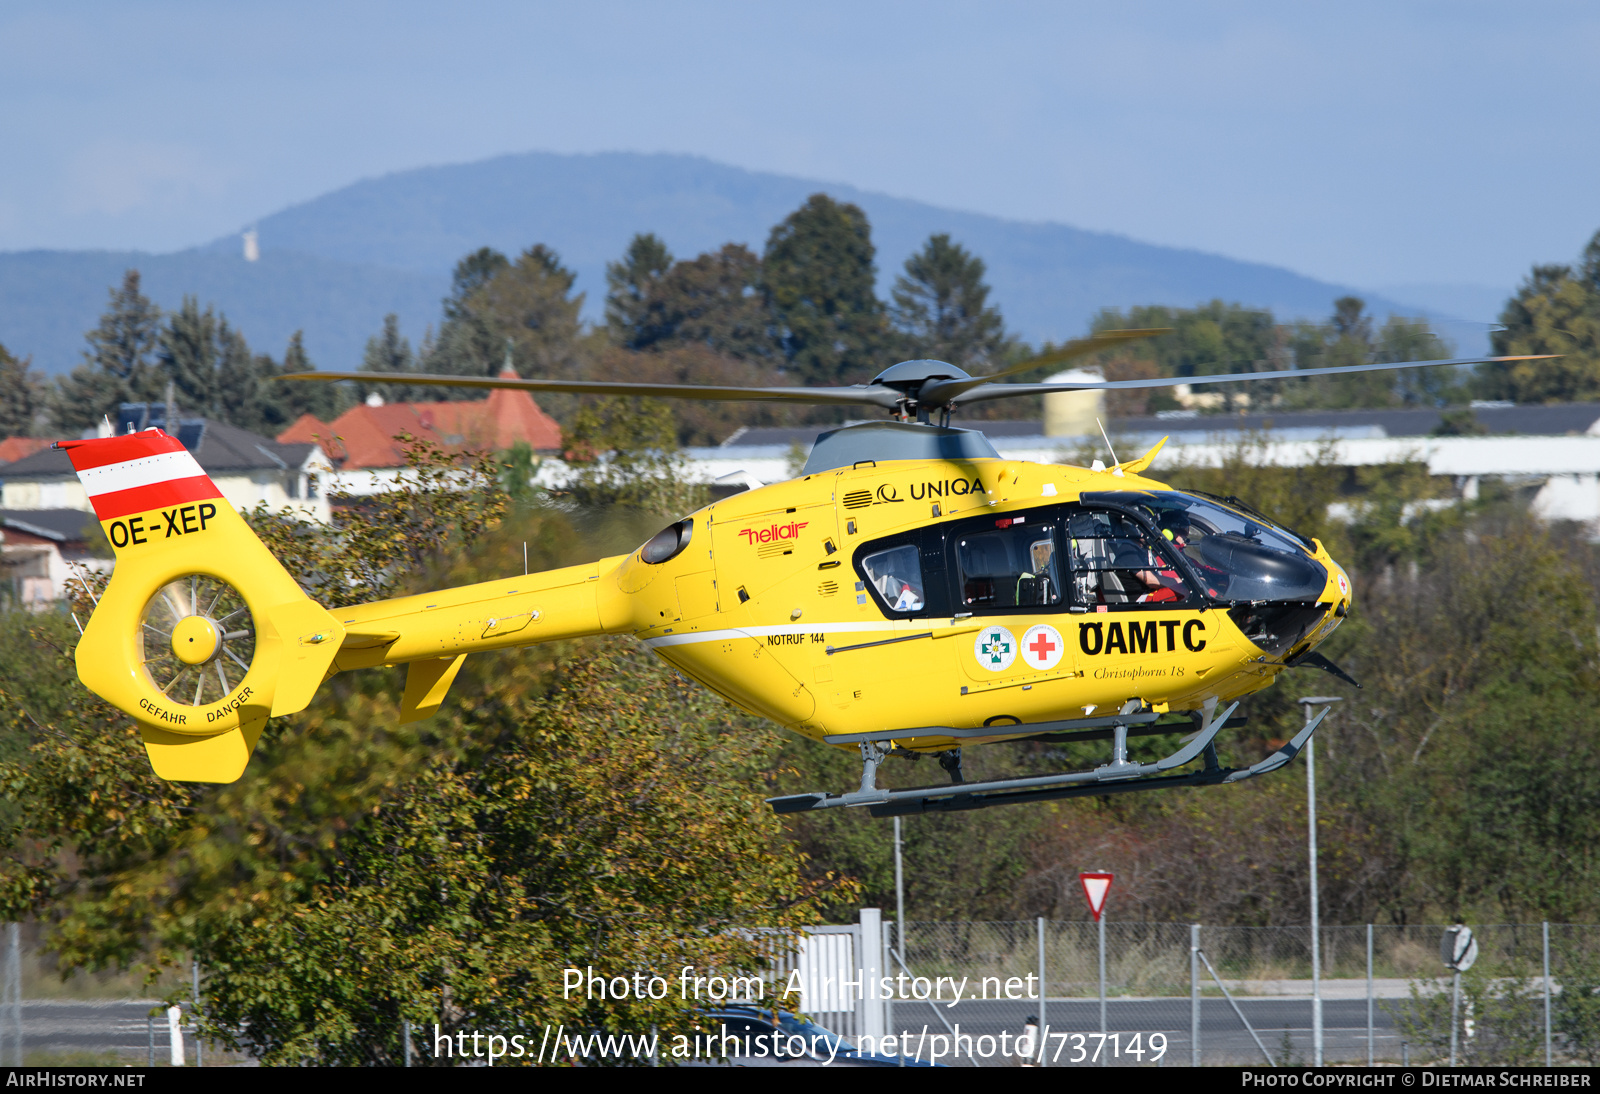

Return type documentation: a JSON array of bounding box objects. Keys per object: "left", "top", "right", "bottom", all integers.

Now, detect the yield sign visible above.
[{"left": 1080, "top": 872, "right": 1114, "bottom": 922}]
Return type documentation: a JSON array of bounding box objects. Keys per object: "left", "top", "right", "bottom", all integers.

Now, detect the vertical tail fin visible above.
[{"left": 59, "top": 429, "right": 345, "bottom": 782}]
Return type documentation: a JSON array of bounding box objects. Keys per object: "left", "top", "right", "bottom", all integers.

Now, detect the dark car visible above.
[{"left": 691, "top": 1005, "right": 941, "bottom": 1067}]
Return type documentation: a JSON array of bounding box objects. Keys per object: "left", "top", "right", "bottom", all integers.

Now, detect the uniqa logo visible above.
[{"left": 739, "top": 521, "right": 809, "bottom": 544}]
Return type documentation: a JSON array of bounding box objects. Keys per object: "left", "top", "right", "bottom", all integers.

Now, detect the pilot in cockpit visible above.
[{"left": 1015, "top": 538, "right": 1057, "bottom": 606}]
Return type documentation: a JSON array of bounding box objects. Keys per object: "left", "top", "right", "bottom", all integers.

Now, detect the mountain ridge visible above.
[{"left": 1, "top": 151, "right": 1481, "bottom": 377}]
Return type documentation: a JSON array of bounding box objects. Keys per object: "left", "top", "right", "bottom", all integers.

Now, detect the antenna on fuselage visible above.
[{"left": 1096, "top": 418, "right": 1124, "bottom": 477}]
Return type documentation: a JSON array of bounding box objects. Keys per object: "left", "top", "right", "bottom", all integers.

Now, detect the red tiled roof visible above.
[
  {"left": 0, "top": 437, "right": 53, "bottom": 465},
  {"left": 276, "top": 376, "right": 562, "bottom": 470}
]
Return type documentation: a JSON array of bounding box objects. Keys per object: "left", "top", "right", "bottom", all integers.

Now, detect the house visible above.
[
  {"left": 0, "top": 508, "right": 113, "bottom": 608},
  {"left": 276, "top": 372, "right": 563, "bottom": 496},
  {"left": 0, "top": 437, "right": 52, "bottom": 466},
  {"left": 0, "top": 403, "right": 331, "bottom": 523}
]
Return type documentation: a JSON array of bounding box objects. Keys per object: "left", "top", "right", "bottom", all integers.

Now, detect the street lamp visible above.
[{"left": 1299, "top": 695, "right": 1342, "bottom": 1068}]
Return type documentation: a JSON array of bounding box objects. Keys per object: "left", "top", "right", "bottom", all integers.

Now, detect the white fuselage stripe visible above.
[
  {"left": 77, "top": 451, "right": 208, "bottom": 496},
  {"left": 642, "top": 622, "right": 898, "bottom": 649}
]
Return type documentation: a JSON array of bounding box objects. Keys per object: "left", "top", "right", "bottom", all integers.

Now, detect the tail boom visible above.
[{"left": 331, "top": 555, "right": 630, "bottom": 672}]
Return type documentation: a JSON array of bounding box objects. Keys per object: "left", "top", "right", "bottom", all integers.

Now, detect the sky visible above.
[{"left": 1, "top": 1, "right": 1596, "bottom": 304}]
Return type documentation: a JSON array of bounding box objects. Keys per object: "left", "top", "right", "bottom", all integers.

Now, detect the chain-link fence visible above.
[
  {"left": 884, "top": 920, "right": 1600, "bottom": 1066},
  {"left": 7, "top": 918, "right": 1600, "bottom": 1066}
]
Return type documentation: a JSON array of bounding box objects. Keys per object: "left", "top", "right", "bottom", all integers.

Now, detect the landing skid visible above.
[{"left": 766, "top": 702, "right": 1331, "bottom": 817}]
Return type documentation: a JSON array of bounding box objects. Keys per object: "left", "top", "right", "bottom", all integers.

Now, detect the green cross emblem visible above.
[{"left": 981, "top": 631, "right": 1011, "bottom": 664}]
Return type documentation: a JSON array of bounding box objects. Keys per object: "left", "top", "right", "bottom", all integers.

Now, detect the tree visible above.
[
  {"left": 1479, "top": 234, "right": 1600, "bottom": 403},
  {"left": 890, "top": 233, "right": 1009, "bottom": 369},
  {"left": 52, "top": 271, "right": 162, "bottom": 432},
  {"left": 559, "top": 396, "right": 706, "bottom": 516},
  {"left": 276, "top": 331, "right": 350, "bottom": 425},
  {"left": 444, "top": 246, "right": 510, "bottom": 322},
  {"left": 606, "top": 233, "right": 673, "bottom": 346},
  {"left": 213, "top": 321, "right": 262, "bottom": 430},
  {"left": 475, "top": 245, "right": 586, "bottom": 379},
  {"left": 0, "top": 444, "right": 837, "bottom": 1063},
  {"left": 1377, "top": 314, "right": 1456, "bottom": 406},
  {"left": 1090, "top": 300, "right": 1280, "bottom": 413},
  {"left": 628, "top": 244, "right": 775, "bottom": 362},
  {"left": 763, "top": 194, "right": 888, "bottom": 385},
  {"left": 0, "top": 344, "right": 42, "bottom": 438},
  {"left": 157, "top": 297, "right": 220, "bottom": 415}
]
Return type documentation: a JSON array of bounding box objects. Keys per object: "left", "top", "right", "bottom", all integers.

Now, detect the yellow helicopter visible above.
[{"left": 58, "top": 332, "right": 1550, "bottom": 816}]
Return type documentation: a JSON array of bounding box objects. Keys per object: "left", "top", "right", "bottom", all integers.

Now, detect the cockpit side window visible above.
[
  {"left": 861, "top": 544, "right": 927, "bottom": 614},
  {"left": 1066, "top": 508, "right": 1192, "bottom": 608},
  {"left": 954, "top": 518, "right": 1064, "bottom": 612}
]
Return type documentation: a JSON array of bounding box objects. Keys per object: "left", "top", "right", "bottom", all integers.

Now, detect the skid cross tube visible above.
[
  {"left": 866, "top": 704, "right": 1329, "bottom": 816},
  {"left": 767, "top": 700, "right": 1331, "bottom": 815}
]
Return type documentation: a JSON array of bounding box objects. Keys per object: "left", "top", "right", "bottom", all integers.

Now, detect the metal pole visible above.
[
  {"left": 1544, "top": 921, "right": 1552, "bottom": 1067},
  {"left": 1299, "top": 697, "right": 1339, "bottom": 1067},
  {"left": 1190, "top": 924, "right": 1200, "bottom": 1067},
  {"left": 1197, "top": 947, "right": 1276, "bottom": 1066},
  {"left": 894, "top": 814, "right": 905, "bottom": 1069},
  {"left": 1367, "top": 923, "right": 1374, "bottom": 1067},
  {"left": 1037, "top": 916, "right": 1047, "bottom": 1068},
  {"left": 3, "top": 923, "right": 19, "bottom": 1068},
  {"left": 1098, "top": 909, "right": 1107, "bottom": 1060},
  {"left": 148, "top": 1014, "right": 154, "bottom": 1067},
  {"left": 1449, "top": 970, "right": 1460, "bottom": 1066},
  {"left": 192, "top": 959, "right": 201, "bottom": 1068},
  {"left": 893, "top": 817, "right": 905, "bottom": 959},
  {"left": 1307, "top": 731, "right": 1322, "bottom": 1067},
  {"left": 886, "top": 921, "right": 902, "bottom": 1067},
  {"left": 404, "top": 1018, "right": 412, "bottom": 1066}
]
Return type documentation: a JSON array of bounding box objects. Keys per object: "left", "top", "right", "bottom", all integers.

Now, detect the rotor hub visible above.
[{"left": 171, "top": 614, "right": 222, "bottom": 666}]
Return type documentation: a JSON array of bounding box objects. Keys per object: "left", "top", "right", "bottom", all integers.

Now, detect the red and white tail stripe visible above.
[{"left": 57, "top": 430, "right": 224, "bottom": 523}]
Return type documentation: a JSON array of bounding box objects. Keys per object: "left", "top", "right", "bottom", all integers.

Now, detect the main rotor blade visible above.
[
  {"left": 948, "top": 354, "right": 1559, "bottom": 405},
  {"left": 279, "top": 371, "right": 904, "bottom": 409},
  {"left": 919, "top": 328, "right": 1171, "bottom": 406}
]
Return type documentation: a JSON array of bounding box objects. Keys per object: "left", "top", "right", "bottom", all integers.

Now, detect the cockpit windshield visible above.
[{"left": 1081, "top": 491, "right": 1329, "bottom": 603}]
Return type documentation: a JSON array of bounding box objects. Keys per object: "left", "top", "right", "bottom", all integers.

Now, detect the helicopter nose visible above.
[{"left": 1330, "top": 563, "right": 1352, "bottom": 617}]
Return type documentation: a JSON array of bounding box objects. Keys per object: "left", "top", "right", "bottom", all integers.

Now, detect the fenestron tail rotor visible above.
[{"left": 139, "top": 574, "right": 257, "bottom": 709}]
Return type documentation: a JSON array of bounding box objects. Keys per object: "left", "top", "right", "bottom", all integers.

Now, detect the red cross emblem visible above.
[{"left": 1029, "top": 631, "right": 1056, "bottom": 662}]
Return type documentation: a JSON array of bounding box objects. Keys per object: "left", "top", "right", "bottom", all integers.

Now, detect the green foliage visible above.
[
  {"left": 445, "top": 246, "right": 510, "bottom": 322},
  {"left": 763, "top": 193, "right": 888, "bottom": 386},
  {"left": 0, "top": 342, "right": 44, "bottom": 438},
  {"left": 252, "top": 436, "right": 508, "bottom": 607},
  {"left": 1389, "top": 962, "right": 1546, "bottom": 1066},
  {"left": 617, "top": 243, "right": 776, "bottom": 362},
  {"left": 1554, "top": 946, "right": 1600, "bottom": 1065},
  {"left": 499, "top": 440, "right": 542, "bottom": 506},
  {"left": 157, "top": 297, "right": 220, "bottom": 412},
  {"left": 193, "top": 644, "right": 834, "bottom": 1065},
  {"left": 1480, "top": 231, "right": 1600, "bottom": 403},
  {"left": 358, "top": 312, "right": 430, "bottom": 403},
  {"left": 772, "top": 737, "right": 1039, "bottom": 922},
  {"left": 605, "top": 232, "right": 673, "bottom": 346},
  {"left": 0, "top": 442, "right": 836, "bottom": 1062},
  {"left": 50, "top": 276, "right": 324, "bottom": 438},
  {"left": 478, "top": 245, "right": 586, "bottom": 377},
  {"left": 557, "top": 399, "right": 707, "bottom": 516},
  {"left": 276, "top": 331, "right": 350, "bottom": 424},
  {"left": 52, "top": 270, "right": 163, "bottom": 432},
  {"left": 413, "top": 245, "right": 591, "bottom": 408},
  {"left": 890, "top": 233, "right": 1011, "bottom": 370},
  {"left": 1089, "top": 296, "right": 1456, "bottom": 413}
]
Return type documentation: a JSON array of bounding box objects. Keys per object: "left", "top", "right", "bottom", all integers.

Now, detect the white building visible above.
[
  {"left": 0, "top": 414, "right": 331, "bottom": 525},
  {"left": 691, "top": 403, "right": 1600, "bottom": 529}
]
